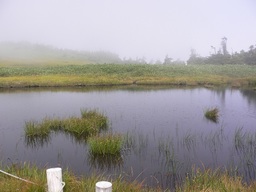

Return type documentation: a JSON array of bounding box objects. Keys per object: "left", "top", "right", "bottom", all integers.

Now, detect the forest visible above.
[
  {"left": 0, "top": 40, "right": 255, "bottom": 65},
  {"left": 187, "top": 37, "right": 256, "bottom": 65}
]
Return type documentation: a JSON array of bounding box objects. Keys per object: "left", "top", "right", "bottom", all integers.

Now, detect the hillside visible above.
[{"left": 0, "top": 42, "right": 122, "bottom": 65}]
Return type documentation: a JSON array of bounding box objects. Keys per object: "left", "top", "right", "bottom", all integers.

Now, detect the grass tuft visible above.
[
  {"left": 24, "top": 110, "right": 108, "bottom": 145},
  {"left": 204, "top": 107, "right": 219, "bottom": 122},
  {"left": 178, "top": 168, "right": 256, "bottom": 192},
  {"left": 1, "top": 163, "right": 256, "bottom": 191},
  {"left": 88, "top": 134, "right": 123, "bottom": 157}
]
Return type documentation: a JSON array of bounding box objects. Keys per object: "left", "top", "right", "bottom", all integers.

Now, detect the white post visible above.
[
  {"left": 46, "top": 167, "right": 65, "bottom": 192},
  {"left": 96, "top": 181, "right": 112, "bottom": 192}
]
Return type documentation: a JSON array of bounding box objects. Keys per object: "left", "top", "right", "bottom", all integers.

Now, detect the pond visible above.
[{"left": 0, "top": 86, "right": 256, "bottom": 189}]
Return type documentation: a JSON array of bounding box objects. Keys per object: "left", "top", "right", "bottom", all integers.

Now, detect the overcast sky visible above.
[{"left": 0, "top": 0, "right": 256, "bottom": 61}]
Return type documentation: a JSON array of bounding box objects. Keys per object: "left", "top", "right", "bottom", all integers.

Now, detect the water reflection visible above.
[
  {"left": 1, "top": 86, "right": 256, "bottom": 190},
  {"left": 240, "top": 89, "right": 256, "bottom": 106},
  {"left": 25, "top": 135, "right": 51, "bottom": 149},
  {"left": 88, "top": 154, "right": 123, "bottom": 170},
  {"left": 233, "top": 128, "right": 256, "bottom": 182}
]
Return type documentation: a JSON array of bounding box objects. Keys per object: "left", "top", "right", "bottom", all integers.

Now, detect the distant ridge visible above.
[{"left": 0, "top": 41, "right": 122, "bottom": 65}]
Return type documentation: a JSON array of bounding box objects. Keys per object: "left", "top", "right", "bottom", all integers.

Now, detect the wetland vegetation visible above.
[
  {"left": 0, "top": 63, "right": 256, "bottom": 89},
  {"left": 0, "top": 86, "right": 252, "bottom": 191},
  {"left": 204, "top": 107, "right": 219, "bottom": 122},
  {"left": 1, "top": 47, "right": 256, "bottom": 191},
  {"left": 25, "top": 109, "right": 108, "bottom": 146},
  {"left": 88, "top": 134, "right": 123, "bottom": 157},
  {"left": 1, "top": 163, "right": 256, "bottom": 192}
]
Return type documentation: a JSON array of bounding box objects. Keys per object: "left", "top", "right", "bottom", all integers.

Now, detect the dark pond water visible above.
[{"left": 0, "top": 86, "right": 256, "bottom": 189}]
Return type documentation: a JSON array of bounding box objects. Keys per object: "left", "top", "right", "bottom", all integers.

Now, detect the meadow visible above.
[
  {"left": 0, "top": 63, "right": 256, "bottom": 88},
  {"left": 1, "top": 163, "right": 256, "bottom": 192}
]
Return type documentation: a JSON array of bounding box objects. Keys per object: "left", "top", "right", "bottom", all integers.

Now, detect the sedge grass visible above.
[
  {"left": 0, "top": 163, "right": 146, "bottom": 192},
  {"left": 25, "top": 121, "right": 51, "bottom": 138},
  {"left": 204, "top": 107, "right": 219, "bottom": 122},
  {"left": 178, "top": 167, "right": 256, "bottom": 192},
  {"left": 24, "top": 110, "right": 108, "bottom": 144},
  {"left": 88, "top": 134, "right": 123, "bottom": 157},
  {"left": 1, "top": 64, "right": 256, "bottom": 88},
  {"left": 1, "top": 163, "right": 256, "bottom": 191}
]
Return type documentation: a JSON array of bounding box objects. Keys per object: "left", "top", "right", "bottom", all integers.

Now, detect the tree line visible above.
[{"left": 187, "top": 37, "right": 256, "bottom": 65}]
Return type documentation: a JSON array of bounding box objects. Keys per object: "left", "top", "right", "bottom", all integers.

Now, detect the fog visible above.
[{"left": 0, "top": 0, "right": 256, "bottom": 61}]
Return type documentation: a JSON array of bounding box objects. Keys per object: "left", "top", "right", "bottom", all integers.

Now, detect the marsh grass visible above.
[
  {"left": 24, "top": 110, "right": 108, "bottom": 146},
  {"left": 2, "top": 163, "right": 256, "bottom": 191},
  {"left": 0, "top": 163, "right": 46, "bottom": 192},
  {"left": 204, "top": 107, "right": 219, "bottom": 122},
  {"left": 1, "top": 64, "right": 256, "bottom": 88},
  {"left": 25, "top": 121, "right": 51, "bottom": 138},
  {"left": 0, "top": 163, "right": 146, "bottom": 192},
  {"left": 88, "top": 134, "right": 123, "bottom": 157},
  {"left": 178, "top": 167, "right": 256, "bottom": 192}
]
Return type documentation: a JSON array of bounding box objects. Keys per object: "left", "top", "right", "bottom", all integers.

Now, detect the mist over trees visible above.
[
  {"left": 0, "top": 40, "right": 255, "bottom": 65},
  {"left": 188, "top": 37, "right": 256, "bottom": 65},
  {"left": 0, "top": 42, "right": 122, "bottom": 64}
]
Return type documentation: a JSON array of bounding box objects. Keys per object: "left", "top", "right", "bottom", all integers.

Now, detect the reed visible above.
[
  {"left": 24, "top": 110, "right": 108, "bottom": 144},
  {"left": 178, "top": 167, "right": 256, "bottom": 192},
  {"left": 0, "top": 163, "right": 146, "bottom": 192},
  {"left": 3, "top": 163, "right": 256, "bottom": 191},
  {"left": 24, "top": 120, "right": 51, "bottom": 137},
  {"left": 88, "top": 134, "right": 123, "bottom": 157},
  {"left": 204, "top": 107, "right": 219, "bottom": 122}
]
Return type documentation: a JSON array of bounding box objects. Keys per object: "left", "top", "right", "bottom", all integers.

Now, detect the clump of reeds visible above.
[
  {"left": 2, "top": 163, "right": 256, "bottom": 191},
  {"left": 88, "top": 134, "right": 123, "bottom": 157},
  {"left": 24, "top": 110, "right": 108, "bottom": 145},
  {"left": 25, "top": 120, "right": 51, "bottom": 138},
  {"left": 177, "top": 167, "right": 256, "bottom": 192},
  {"left": 204, "top": 107, "right": 219, "bottom": 122},
  {"left": 0, "top": 163, "right": 145, "bottom": 192}
]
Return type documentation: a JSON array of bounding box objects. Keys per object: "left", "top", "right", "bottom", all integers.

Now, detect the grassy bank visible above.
[
  {"left": 1, "top": 163, "right": 256, "bottom": 191},
  {"left": 0, "top": 63, "right": 256, "bottom": 88}
]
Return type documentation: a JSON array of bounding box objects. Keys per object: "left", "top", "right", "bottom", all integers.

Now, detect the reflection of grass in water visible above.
[
  {"left": 234, "top": 128, "right": 256, "bottom": 179},
  {"left": 234, "top": 127, "right": 256, "bottom": 156},
  {"left": 182, "top": 131, "right": 197, "bottom": 152},
  {"left": 24, "top": 109, "right": 108, "bottom": 147},
  {"left": 24, "top": 135, "right": 51, "bottom": 149},
  {"left": 123, "top": 132, "right": 148, "bottom": 155},
  {"left": 88, "top": 153, "right": 123, "bottom": 170},
  {"left": 158, "top": 138, "right": 181, "bottom": 175}
]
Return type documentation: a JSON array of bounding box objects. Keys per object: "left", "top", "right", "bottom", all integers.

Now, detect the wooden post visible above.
[
  {"left": 96, "top": 181, "right": 112, "bottom": 192},
  {"left": 46, "top": 167, "right": 65, "bottom": 192}
]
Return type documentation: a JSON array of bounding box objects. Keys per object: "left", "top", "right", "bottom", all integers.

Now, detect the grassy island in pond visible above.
[
  {"left": 25, "top": 109, "right": 108, "bottom": 142},
  {"left": 204, "top": 107, "right": 219, "bottom": 122},
  {"left": 0, "top": 63, "right": 256, "bottom": 88}
]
